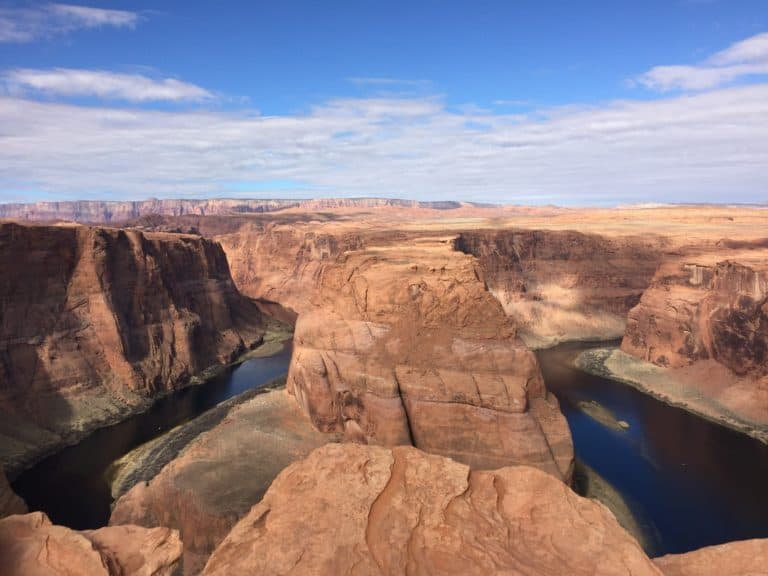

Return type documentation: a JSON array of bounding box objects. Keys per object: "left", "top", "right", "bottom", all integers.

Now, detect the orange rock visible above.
[
  {"left": 0, "top": 511, "right": 181, "bottom": 576},
  {"left": 203, "top": 443, "right": 660, "bottom": 576},
  {"left": 284, "top": 235, "right": 573, "bottom": 477},
  {"left": 654, "top": 539, "right": 768, "bottom": 576}
]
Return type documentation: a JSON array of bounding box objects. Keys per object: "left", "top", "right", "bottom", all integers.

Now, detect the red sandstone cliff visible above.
[
  {"left": 622, "top": 246, "right": 768, "bottom": 378},
  {"left": 0, "top": 222, "right": 272, "bottom": 474}
]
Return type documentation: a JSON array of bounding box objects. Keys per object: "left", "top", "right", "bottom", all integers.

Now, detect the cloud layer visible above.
[
  {"left": 0, "top": 3, "right": 137, "bottom": 43},
  {"left": 4, "top": 68, "right": 214, "bottom": 102},
  {"left": 1, "top": 83, "right": 766, "bottom": 204},
  {"left": 635, "top": 32, "right": 768, "bottom": 91}
]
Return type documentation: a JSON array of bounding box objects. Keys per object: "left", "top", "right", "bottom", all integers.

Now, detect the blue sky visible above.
[{"left": 0, "top": 1, "right": 767, "bottom": 205}]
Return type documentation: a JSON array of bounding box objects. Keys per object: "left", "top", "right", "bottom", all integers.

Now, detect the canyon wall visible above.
[
  {"left": 622, "top": 247, "right": 768, "bottom": 378},
  {"left": 0, "top": 222, "right": 271, "bottom": 474},
  {"left": 218, "top": 223, "right": 572, "bottom": 478},
  {"left": 455, "top": 230, "right": 664, "bottom": 347}
]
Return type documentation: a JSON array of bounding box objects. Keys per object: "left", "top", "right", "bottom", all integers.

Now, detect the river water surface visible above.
[
  {"left": 12, "top": 344, "right": 293, "bottom": 530},
  {"left": 538, "top": 341, "right": 768, "bottom": 556}
]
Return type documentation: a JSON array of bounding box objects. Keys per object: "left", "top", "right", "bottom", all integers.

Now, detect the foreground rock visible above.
[
  {"left": 111, "top": 386, "right": 336, "bottom": 574},
  {"left": 0, "top": 471, "right": 26, "bottom": 517},
  {"left": 655, "top": 539, "right": 768, "bottom": 576},
  {"left": 0, "top": 511, "right": 181, "bottom": 576},
  {"left": 0, "top": 222, "right": 275, "bottom": 474},
  {"left": 204, "top": 443, "right": 660, "bottom": 576}
]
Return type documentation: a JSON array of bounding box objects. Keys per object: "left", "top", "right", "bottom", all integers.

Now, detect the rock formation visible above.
[
  {"left": 110, "top": 387, "right": 336, "bottom": 575},
  {"left": 623, "top": 247, "right": 768, "bottom": 377},
  {"left": 0, "top": 222, "right": 273, "bottom": 474},
  {"left": 0, "top": 471, "right": 26, "bottom": 518},
  {"left": 654, "top": 538, "right": 768, "bottom": 576},
  {"left": 278, "top": 233, "right": 572, "bottom": 477},
  {"left": 0, "top": 511, "right": 181, "bottom": 576},
  {"left": 203, "top": 443, "right": 661, "bottom": 576},
  {"left": 455, "top": 230, "right": 663, "bottom": 347}
]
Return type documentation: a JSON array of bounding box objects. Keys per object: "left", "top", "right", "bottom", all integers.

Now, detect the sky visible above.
[{"left": 0, "top": 1, "right": 767, "bottom": 206}]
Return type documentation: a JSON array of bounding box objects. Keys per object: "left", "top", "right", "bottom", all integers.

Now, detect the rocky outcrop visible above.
[
  {"left": 0, "top": 471, "right": 26, "bottom": 518},
  {"left": 111, "top": 387, "right": 336, "bottom": 575},
  {"left": 0, "top": 222, "right": 272, "bottom": 474},
  {"left": 285, "top": 234, "right": 572, "bottom": 477},
  {"left": 654, "top": 538, "right": 768, "bottom": 576},
  {"left": 203, "top": 443, "right": 660, "bottom": 576},
  {"left": 0, "top": 511, "right": 181, "bottom": 576},
  {"left": 622, "top": 250, "right": 768, "bottom": 378},
  {"left": 455, "top": 230, "right": 663, "bottom": 347}
]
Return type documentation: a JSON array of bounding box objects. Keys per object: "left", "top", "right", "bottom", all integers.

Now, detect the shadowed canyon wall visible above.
[
  {"left": 0, "top": 222, "right": 270, "bottom": 474},
  {"left": 454, "top": 230, "right": 664, "bottom": 347}
]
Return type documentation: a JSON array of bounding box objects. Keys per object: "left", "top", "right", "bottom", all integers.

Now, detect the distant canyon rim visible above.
[{"left": 1, "top": 198, "right": 767, "bottom": 575}]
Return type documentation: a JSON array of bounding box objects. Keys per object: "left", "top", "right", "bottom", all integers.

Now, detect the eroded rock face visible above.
[
  {"left": 110, "top": 387, "right": 335, "bottom": 575},
  {"left": 622, "top": 250, "right": 768, "bottom": 378},
  {"left": 0, "top": 222, "right": 270, "bottom": 473},
  {"left": 0, "top": 511, "right": 181, "bottom": 576},
  {"left": 203, "top": 443, "right": 660, "bottom": 576},
  {"left": 286, "top": 236, "right": 572, "bottom": 477},
  {"left": 0, "top": 471, "right": 26, "bottom": 517},
  {"left": 654, "top": 539, "right": 768, "bottom": 576},
  {"left": 455, "top": 230, "right": 664, "bottom": 347}
]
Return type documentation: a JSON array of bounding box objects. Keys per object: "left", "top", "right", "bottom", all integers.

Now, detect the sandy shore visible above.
[{"left": 577, "top": 347, "right": 768, "bottom": 445}]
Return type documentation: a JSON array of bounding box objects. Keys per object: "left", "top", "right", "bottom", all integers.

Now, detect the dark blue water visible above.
[
  {"left": 538, "top": 341, "right": 768, "bottom": 557},
  {"left": 12, "top": 343, "right": 293, "bottom": 530}
]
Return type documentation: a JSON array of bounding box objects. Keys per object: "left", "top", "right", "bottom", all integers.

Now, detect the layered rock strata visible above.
[
  {"left": 622, "top": 249, "right": 768, "bottom": 377},
  {"left": 203, "top": 443, "right": 661, "bottom": 576},
  {"left": 0, "top": 511, "right": 181, "bottom": 576},
  {"left": 455, "top": 230, "right": 664, "bottom": 347},
  {"left": 283, "top": 234, "right": 572, "bottom": 477},
  {"left": 0, "top": 222, "right": 271, "bottom": 473}
]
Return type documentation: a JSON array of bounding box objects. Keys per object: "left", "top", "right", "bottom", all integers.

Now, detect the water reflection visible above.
[{"left": 539, "top": 341, "right": 768, "bottom": 557}]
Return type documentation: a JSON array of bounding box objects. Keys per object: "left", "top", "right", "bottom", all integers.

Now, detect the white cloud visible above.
[
  {"left": 0, "top": 84, "right": 766, "bottom": 205},
  {"left": 0, "top": 3, "right": 137, "bottom": 43},
  {"left": 635, "top": 32, "right": 768, "bottom": 91},
  {"left": 4, "top": 68, "right": 214, "bottom": 102}
]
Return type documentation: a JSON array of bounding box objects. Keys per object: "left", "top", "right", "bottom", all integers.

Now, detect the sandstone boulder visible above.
[
  {"left": 203, "top": 443, "right": 660, "bottom": 576},
  {"left": 0, "top": 511, "right": 181, "bottom": 576}
]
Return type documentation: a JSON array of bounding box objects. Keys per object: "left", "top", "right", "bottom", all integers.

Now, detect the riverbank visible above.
[
  {"left": 1, "top": 327, "right": 293, "bottom": 478},
  {"left": 577, "top": 347, "right": 768, "bottom": 445}
]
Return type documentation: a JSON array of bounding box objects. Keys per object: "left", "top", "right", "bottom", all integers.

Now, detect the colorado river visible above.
[
  {"left": 12, "top": 343, "right": 293, "bottom": 530},
  {"left": 538, "top": 341, "right": 768, "bottom": 557}
]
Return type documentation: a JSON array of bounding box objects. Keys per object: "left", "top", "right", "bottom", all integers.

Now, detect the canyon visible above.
[{"left": 1, "top": 200, "right": 767, "bottom": 574}]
